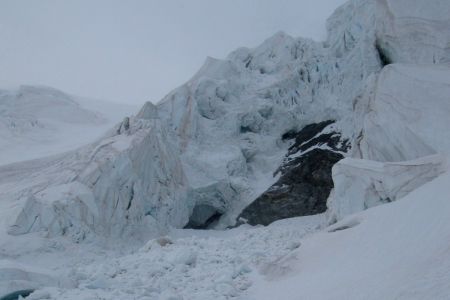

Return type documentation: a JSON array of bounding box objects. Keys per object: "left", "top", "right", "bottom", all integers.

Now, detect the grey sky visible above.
[{"left": 0, "top": 0, "right": 346, "bottom": 105}]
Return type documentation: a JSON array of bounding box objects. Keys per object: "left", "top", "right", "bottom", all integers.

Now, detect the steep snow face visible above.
[
  {"left": 323, "top": 0, "right": 450, "bottom": 223},
  {"left": 326, "top": 63, "right": 450, "bottom": 222},
  {"left": 0, "top": 85, "right": 137, "bottom": 165},
  {"left": 328, "top": 0, "right": 450, "bottom": 66},
  {"left": 378, "top": 0, "right": 450, "bottom": 64},
  {"left": 3, "top": 111, "right": 188, "bottom": 242},
  {"left": 358, "top": 64, "right": 450, "bottom": 162},
  {"left": 328, "top": 154, "right": 447, "bottom": 222}
]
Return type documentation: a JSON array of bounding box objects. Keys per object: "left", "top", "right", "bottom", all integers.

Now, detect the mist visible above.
[{"left": 0, "top": 0, "right": 346, "bottom": 104}]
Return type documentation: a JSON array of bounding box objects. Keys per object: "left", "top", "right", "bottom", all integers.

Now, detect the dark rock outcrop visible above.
[{"left": 237, "top": 120, "right": 349, "bottom": 226}]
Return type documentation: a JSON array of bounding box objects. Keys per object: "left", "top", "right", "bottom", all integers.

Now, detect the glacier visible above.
[
  {"left": 1, "top": 0, "right": 450, "bottom": 298},
  {"left": 2, "top": 0, "right": 449, "bottom": 247}
]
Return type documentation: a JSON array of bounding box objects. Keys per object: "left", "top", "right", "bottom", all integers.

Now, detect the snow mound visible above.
[
  {"left": 0, "top": 85, "right": 102, "bottom": 125},
  {"left": 0, "top": 85, "right": 137, "bottom": 165}
]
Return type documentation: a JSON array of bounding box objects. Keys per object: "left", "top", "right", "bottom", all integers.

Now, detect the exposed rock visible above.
[
  {"left": 282, "top": 120, "right": 335, "bottom": 154},
  {"left": 237, "top": 121, "right": 349, "bottom": 226},
  {"left": 238, "top": 149, "right": 343, "bottom": 226}
]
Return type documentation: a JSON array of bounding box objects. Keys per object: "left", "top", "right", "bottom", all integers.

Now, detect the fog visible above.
[{"left": 0, "top": 0, "right": 347, "bottom": 104}]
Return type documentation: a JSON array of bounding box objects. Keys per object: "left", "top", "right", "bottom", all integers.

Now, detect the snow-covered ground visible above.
[
  {"left": 5, "top": 169, "right": 450, "bottom": 299},
  {"left": 15, "top": 215, "right": 321, "bottom": 300},
  {"left": 249, "top": 169, "right": 450, "bottom": 300}
]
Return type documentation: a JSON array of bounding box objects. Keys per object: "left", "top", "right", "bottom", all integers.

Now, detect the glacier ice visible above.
[
  {"left": 328, "top": 154, "right": 447, "bottom": 222},
  {"left": 6, "top": 115, "right": 189, "bottom": 242},
  {"left": 1, "top": 0, "right": 450, "bottom": 298},
  {"left": 2, "top": 0, "right": 450, "bottom": 241}
]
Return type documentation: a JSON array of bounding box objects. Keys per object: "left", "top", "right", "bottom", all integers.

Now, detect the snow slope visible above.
[
  {"left": 0, "top": 85, "right": 137, "bottom": 165},
  {"left": 250, "top": 170, "right": 450, "bottom": 300}
]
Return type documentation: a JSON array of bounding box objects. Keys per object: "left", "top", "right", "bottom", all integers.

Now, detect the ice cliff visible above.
[{"left": 4, "top": 108, "right": 188, "bottom": 242}]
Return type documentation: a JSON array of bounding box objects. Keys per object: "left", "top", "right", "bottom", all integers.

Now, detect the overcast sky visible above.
[{"left": 0, "top": 0, "right": 346, "bottom": 105}]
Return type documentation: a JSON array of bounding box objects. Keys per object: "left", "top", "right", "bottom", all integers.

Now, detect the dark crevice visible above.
[
  {"left": 375, "top": 40, "right": 392, "bottom": 66},
  {"left": 240, "top": 126, "right": 254, "bottom": 134},
  {"left": 188, "top": 211, "right": 223, "bottom": 230},
  {"left": 328, "top": 219, "right": 360, "bottom": 232},
  {"left": 184, "top": 204, "right": 223, "bottom": 230},
  {"left": 244, "top": 56, "right": 252, "bottom": 68},
  {"left": 0, "top": 290, "right": 34, "bottom": 300},
  {"left": 126, "top": 185, "right": 134, "bottom": 211},
  {"left": 328, "top": 225, "right": 351, "bottom": 232}
]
